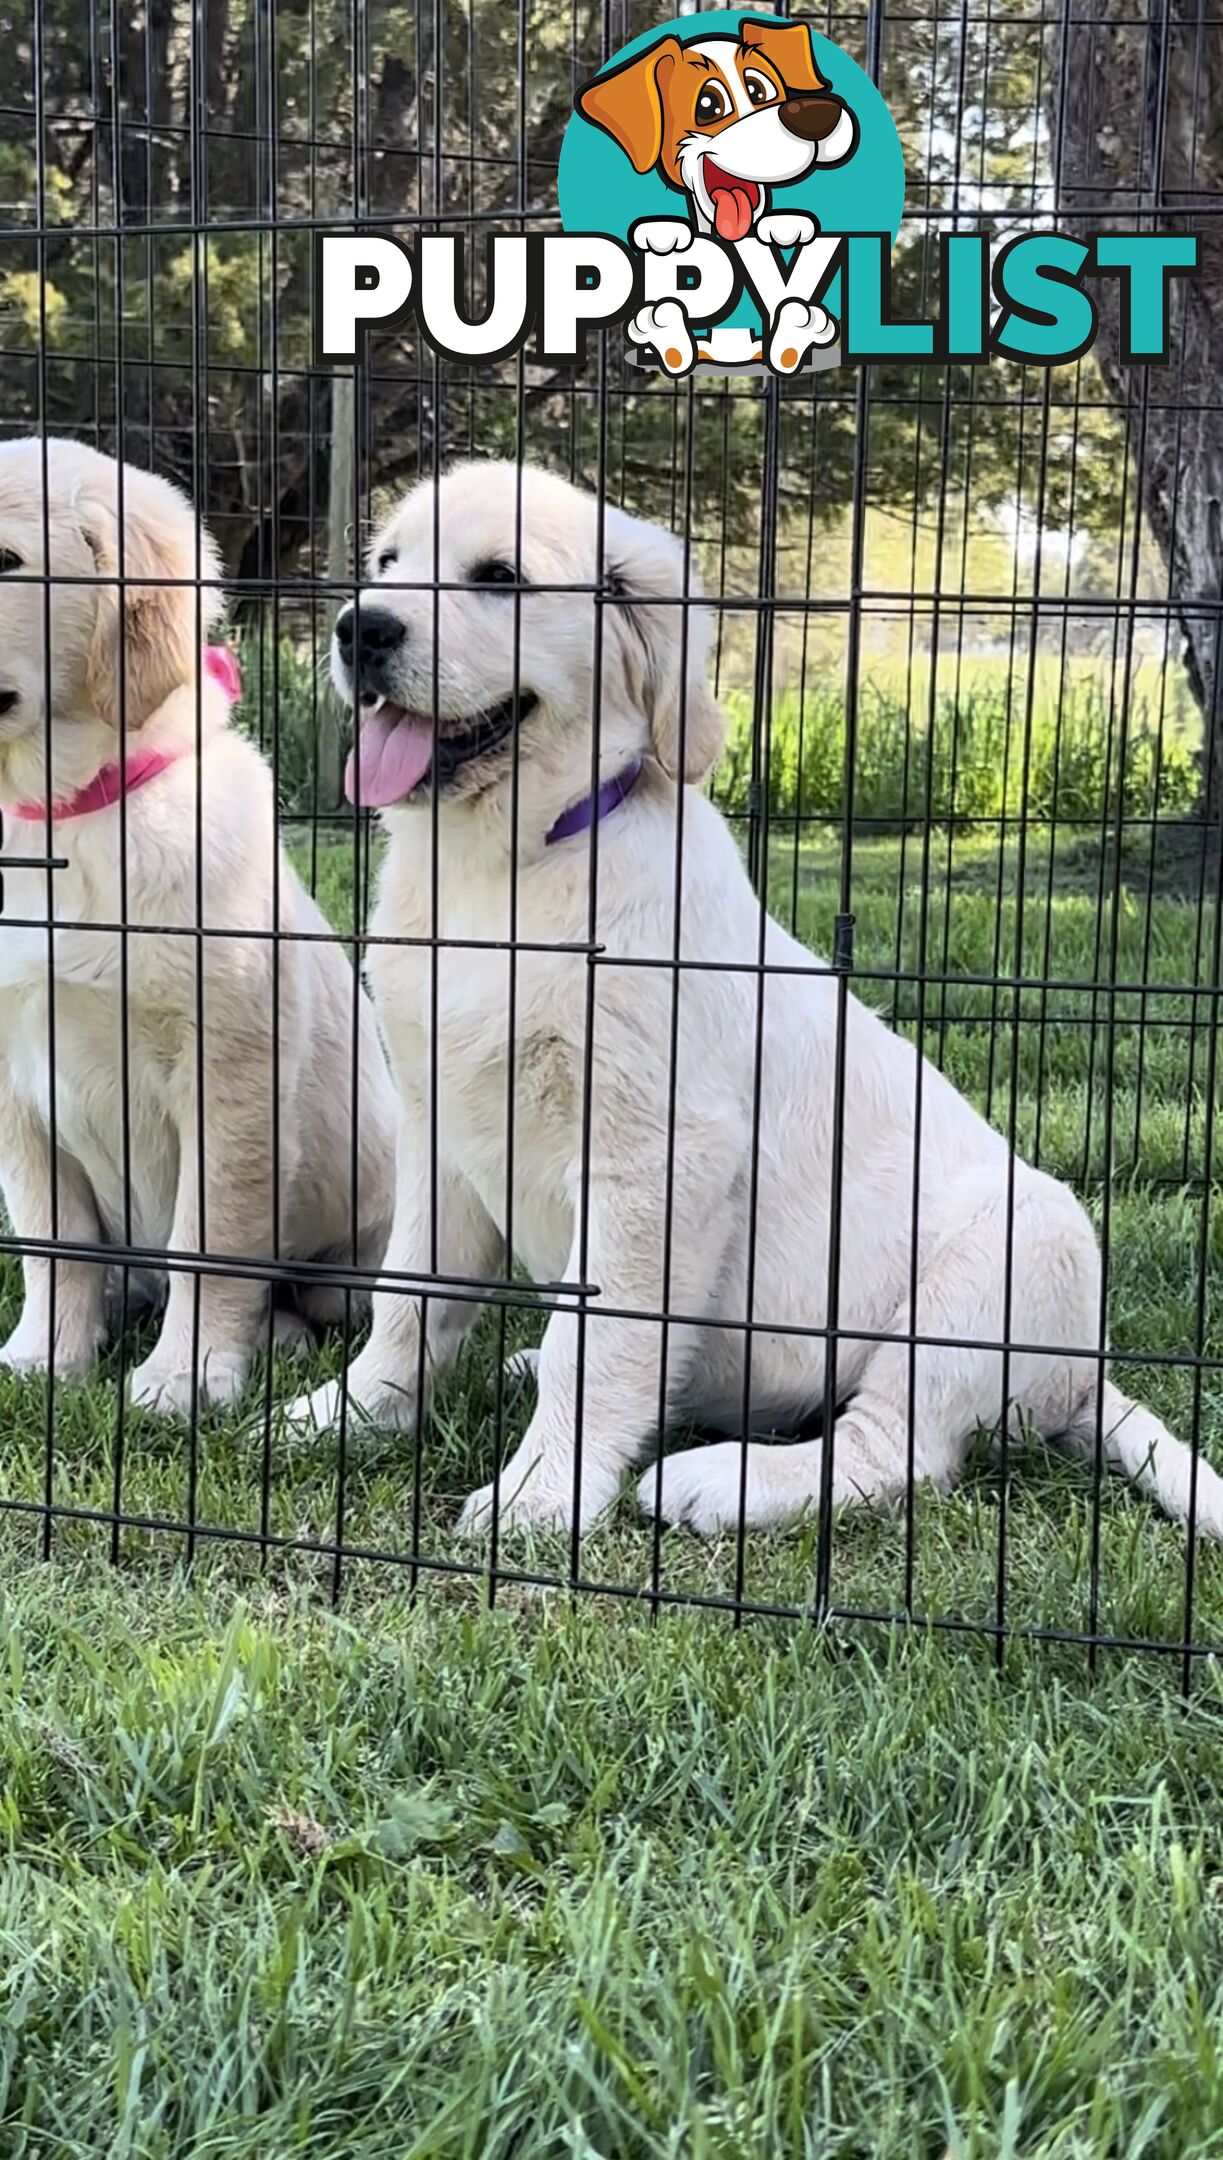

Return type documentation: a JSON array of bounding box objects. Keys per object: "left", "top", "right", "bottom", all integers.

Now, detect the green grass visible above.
[
  {"left": 8, "top": 1575, "right": 1223, "bottom": 2156},
  {"left": 2, "top": 819, "right": 1223, "bottom": 2155}
]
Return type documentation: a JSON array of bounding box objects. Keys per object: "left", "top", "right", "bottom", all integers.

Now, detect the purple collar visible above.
[{"left": 545, "top": 757, "right": 644, "bottom": 846}]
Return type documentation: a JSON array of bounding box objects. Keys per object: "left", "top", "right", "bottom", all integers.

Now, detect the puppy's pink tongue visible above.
[
  {"left": 344, "top": 706, "right": 434, "bottom": 808},
  {"left": 712, "top": 186, "right": 754, "bottom": 242}
]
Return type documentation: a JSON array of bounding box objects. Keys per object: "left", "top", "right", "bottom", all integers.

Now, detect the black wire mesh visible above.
[{"left": 0, "top": 0, "right": 1220, "bottom": 1678}]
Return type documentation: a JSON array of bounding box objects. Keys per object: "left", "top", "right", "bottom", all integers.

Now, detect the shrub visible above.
[{"left": 716, "top": 671, "right": 1200, "bottom": 827}]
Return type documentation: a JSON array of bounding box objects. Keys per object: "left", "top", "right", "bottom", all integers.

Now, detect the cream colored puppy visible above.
[
  {"left": 294, "top": 459, "right": 1223, "bottom": 1545},
  {"left": 0, "top": 437, "right": 396, "bottom": 1413}
]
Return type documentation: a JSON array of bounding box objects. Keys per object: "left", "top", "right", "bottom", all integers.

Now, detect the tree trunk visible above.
[{"left": 1045, "top": 0, "right": 1223, "bottom": 824}]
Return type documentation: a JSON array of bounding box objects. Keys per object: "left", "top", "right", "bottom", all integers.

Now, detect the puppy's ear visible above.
[
  {"left": 607, "top": 517, "right": 726, "bottom": 785},
  {"left": 739, "top": 19, "right": 828, "bottom": 95},
  {"left": 576, "top": 36, "right": 682, "bottom": 174},
  {"left": 78, "top": 465, "right": 223, "bottom": 730}
]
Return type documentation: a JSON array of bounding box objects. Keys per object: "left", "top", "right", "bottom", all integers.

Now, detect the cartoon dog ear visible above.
[
  {"left": 606, "top": 511, "right": 726, "bottom": 786},
  {"left": 576, "top": 35, "right": 682, "bottom": 174},
  {"left": 78, "top": 463, "right": 223, "bottom": 731},
  {"left": 740, "top": 17, "right": 828, "bottom": 95}
]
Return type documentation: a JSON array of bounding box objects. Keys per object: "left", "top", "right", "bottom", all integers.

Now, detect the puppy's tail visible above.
[{"left": 1064, "top": 1380, "right": 1223, "bottom": 1542}]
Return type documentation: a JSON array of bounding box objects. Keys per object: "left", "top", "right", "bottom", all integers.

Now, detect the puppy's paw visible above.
[
  {"left": 0, "top": 1320, "right": 101, "bottom": 1380},
  {"left": 768, "top": 297, "right": 837, "bottom": 374},
  {"left": 130, "top": 1344, "right": 250, "bottom": 1418},
  {"left": 627, "top": 300, "right": 695, "bottom": 376},
  {"left": 637, "top": 1441, "right": 817, "bottom": 1536},
  {"left": 503, "top": 1345, "right": 540, "bottom": 1389},
  {"left": 755, "top": 210, "right": 818, "bottom": 249},
  {"left": 283, "top": 1369, "right": 418, "bottom": 1435},
  {"left": 455, "top": 1447, "right": 619, "bottom": 1539},
  {"left": 629, "top": 217, "right": 694, "bottom": 255},
  {"left": 271, "top": 1308, "right": 314, "bottom": 1362}
]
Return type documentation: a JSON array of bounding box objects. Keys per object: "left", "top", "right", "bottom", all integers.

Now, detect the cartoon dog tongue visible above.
[
  {"left": 344, "top": 702, "right": 435, "bottom": 808},
  {"left": 710, "top": 182, "right": 756, "bottom": 242},
  {"left": 704, "top": 162, "right": 758, "bottom": 243}
]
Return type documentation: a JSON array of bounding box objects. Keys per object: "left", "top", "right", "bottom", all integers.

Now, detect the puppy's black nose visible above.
[
  {"left": 334, "top": 606, "right": 407, "bottom": 665},
  {"left": 779, "top": 92, "right": 847, "bottom": 143}
]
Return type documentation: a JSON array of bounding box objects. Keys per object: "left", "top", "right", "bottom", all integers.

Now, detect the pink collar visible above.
[{"left": 5, "top": 645, "right": 241, "bottom": 824}]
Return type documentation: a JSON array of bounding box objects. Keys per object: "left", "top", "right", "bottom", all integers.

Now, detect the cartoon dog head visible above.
[{"left": 577, "top": 19, "right": 857, "bottom": 240}]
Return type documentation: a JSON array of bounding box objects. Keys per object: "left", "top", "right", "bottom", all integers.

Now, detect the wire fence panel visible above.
[{"left": 0, "top": 0, "right": 1220, "bottom": 1677}]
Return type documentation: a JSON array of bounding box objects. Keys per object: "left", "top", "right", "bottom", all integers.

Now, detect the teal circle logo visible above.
[{"left": 558, "top": 10, "right": 905, "bottom": 371}]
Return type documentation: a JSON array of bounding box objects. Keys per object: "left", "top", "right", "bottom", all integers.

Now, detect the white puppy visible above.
[
  {"left": 294, "top": 459, "right": 1223, "bottom": 1545},
  {"left": 0, "top": 438, "right": 396, "bottom": 1412}
]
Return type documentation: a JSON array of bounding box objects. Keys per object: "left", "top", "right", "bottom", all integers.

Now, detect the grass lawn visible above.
[{"left": 2, "top": 815, "right": 1222, "bottom": 2156}]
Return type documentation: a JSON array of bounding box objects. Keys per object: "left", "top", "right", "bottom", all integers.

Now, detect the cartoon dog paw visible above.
[
  {"left": 629, "top": 217, "right": 695, "bottom": 256},
  {"left": 627, "top": 300, "right": 695, "bottom": 376},
  {"left": 769, "top": 297, "right": 837, "bottom": 374},
  {"left": 755, "top": 210, "right": 818, "bottom": 250}
]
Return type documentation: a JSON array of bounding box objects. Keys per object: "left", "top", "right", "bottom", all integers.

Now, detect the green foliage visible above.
[
  {"left": 719, "top": 670, "right": 1201, "bottom": 827},
  {"left": 234, "top": 633, "right": 341, "bottom": 813}
]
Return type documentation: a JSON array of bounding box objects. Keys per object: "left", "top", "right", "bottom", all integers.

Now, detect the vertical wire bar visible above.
[
  {"left": 330, "top": 0, "right": 368, "bottom": 1606},
  {"left": 814, "top": 0, "right": 884, "bottom": 1627},
  {"left": 993, "top": 0, "right": 1059, "bottom": 1657},
  {"left": 900, "top": 0, "right": 969, "bottom": 1621},
  {"left": 733, "top": 369, "right": 782, "bottom": 1621},
  {"left": 411, "top": 0, "right": 447, "bottom": 1599},
  {"left": 1129, "top": 0, "right": 1204, "bottom": 1175},
  {"left": 306, "top": 0, "right": 322, "bottom": 898},
  {"left": 1180, "top": 610, "right": 1223, "bottom": 1696},
  {"left": 186, "top": 0, "right": 211, "bottom": 1564},
  {"left": 1088, "top": 0, "right": 1172, "bottom": 1670},
  {"left": 107, "top": 0, "right": 135, "bottom": 1565},
  {"left": 567, "top": 0, "right": 615, "bottom": 1586},
  {"left": 934, "top": 0, "right": 990, "bottom": 1076},
  {"left": 88, "top": 0, "right": 102, "bottom": 456},
  {"left": 1030, "top": 341, "right": 1084, "bottom": 1172},
  {"left": 487, "top": 31, "right": 531, "bottom": 1606},
  {"left": 787, "top": 386, "right": 823, "bottom": 938},
  {"left": 646, "top": 378, "right": 697, "bottom": 1616},
  {"left": 258, "top": 0, "right": 284, "bottom": 1551},
  {"left": 904, "top": 0, "right": 947, "bottom": 1041},
  {"left": 32, "top": 0, "right": 60, "bottom": 1562},
  {"left": 1179, "top": 14, "right": 1221, "bottom": 1213}
]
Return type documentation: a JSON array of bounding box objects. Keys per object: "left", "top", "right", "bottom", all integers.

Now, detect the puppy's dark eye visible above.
[
  {"left": 743, "top": 69, "right": 777, "bottom": 107},
  {"left": 376, "top": 549, "right": 398, "bottom": 574},
  {"left": 695, "top": 82, "right": 730, "bottom": 124},
  {"left": 0, "top": 548, "right": 22, "bottom": 575},
  {"left": 468, "top": 559, "right": 523, "bottom": 589}
]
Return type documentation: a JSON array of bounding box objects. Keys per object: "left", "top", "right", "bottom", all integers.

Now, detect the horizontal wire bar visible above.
[
  {"left": 0, "top": 569, "right": 1212, "bottom": 620},
  {"left": 16, "top": 344, "right": 1223, "bottom": 423},
  {"left": 0, "top": 1229, "right": 591, "bottom": 1306},
  {"left": 0, "top": 913, "right": 1215, "bottom": 1001},
  {"left": 2, "top": 1229, "right": 1215, "bottom": 1372},
  {"left": 2, "top": 1488, "right": 1220, "bottom": 1662},
  {"left": 4, "top": 193, "right": 1223, "bottom": 240}
]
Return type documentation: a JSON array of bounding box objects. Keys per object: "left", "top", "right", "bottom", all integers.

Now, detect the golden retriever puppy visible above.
[
  {"left": 292, "top": 459, "right": 1223, "bottom": 1546},
  {"left": 0, "top": 437, "right": 396, "bottom": 1413}
]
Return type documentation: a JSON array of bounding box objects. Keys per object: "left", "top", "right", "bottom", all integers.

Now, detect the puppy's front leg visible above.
[
  {"left": 0, "top": 1090, "right": 107, "bottom": 1378},
  {"left": 457, "top": 1158, "right": 727, "bottom": 1538},
  {"left": 290, "top": 1083, "right": 502, "bottom": 1434},
  {"left": 130, "top": 1050, "right": 275, "bottom": 1416}
]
